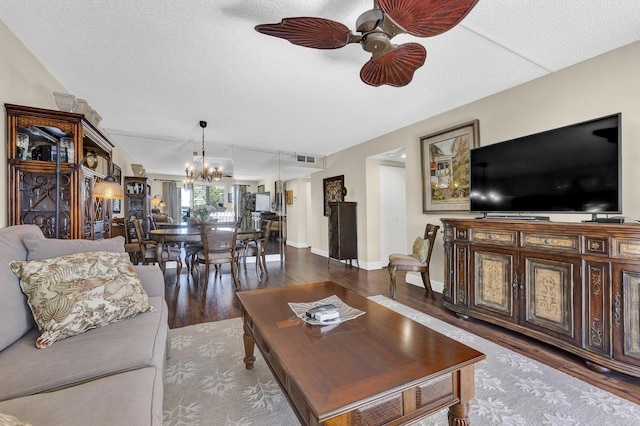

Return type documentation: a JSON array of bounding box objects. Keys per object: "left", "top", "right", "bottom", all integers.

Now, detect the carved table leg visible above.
[
  {"left": 243, "top": 323, "right": 256, "bottom": 370},
  {"left": 448, "top": 402, "right": 470, "bottom": 426}
]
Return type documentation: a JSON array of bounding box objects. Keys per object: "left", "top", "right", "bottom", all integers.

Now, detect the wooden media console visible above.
[{"left": 441, "top": 218, "right": 640, "bottom": 377}]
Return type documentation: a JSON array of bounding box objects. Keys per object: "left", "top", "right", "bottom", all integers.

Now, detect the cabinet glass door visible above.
[
  {"left": 19, "top": 170, "right": 72, "bottom": 238},
  {"left": 16, "top": 122, "right": 75, "bottom": 164}
]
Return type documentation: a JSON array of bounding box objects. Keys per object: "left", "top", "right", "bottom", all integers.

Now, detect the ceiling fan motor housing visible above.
[
  {"left": 361, "top": 32, "right": 391, "bottom": 54},
  {"left": 356, "top": 9, "right": 383, "bottom": 33}
]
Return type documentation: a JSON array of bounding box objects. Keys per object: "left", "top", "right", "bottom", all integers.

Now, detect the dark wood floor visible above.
[{"left": 163, "top": 246, "right": 640, "bottom": 405}]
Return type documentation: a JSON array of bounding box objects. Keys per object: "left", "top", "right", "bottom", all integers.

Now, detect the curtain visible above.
[{"left": 162, "top": 181, "right": 179, "bottom": 221}]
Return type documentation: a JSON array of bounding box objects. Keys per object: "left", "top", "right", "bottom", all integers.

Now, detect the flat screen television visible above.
[{"left": 469, "top": 113, "right": 621, "bottom": 215}]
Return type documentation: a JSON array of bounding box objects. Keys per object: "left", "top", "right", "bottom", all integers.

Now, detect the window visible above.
[{"left": 193, "top": 185, "right": 225, "bottom": 207}]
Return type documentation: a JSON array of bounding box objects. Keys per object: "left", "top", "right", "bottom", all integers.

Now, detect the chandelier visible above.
[{"left": 184, "top": 120, "right": 224, "bottom": 189}]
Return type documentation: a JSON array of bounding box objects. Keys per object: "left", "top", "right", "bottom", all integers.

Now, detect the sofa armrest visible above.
[{"left": 133, "top": 265, "right": 165, "bottom": 298}]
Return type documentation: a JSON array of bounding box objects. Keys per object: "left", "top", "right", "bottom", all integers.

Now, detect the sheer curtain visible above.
[{"left": 162, "top": 181, "right": 179, "bottom": 221}]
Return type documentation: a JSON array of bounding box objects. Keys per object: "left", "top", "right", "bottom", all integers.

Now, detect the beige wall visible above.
[
  {"left": 2, "top": 15, "right": 639, "bottom": 286},
  {"left": 0, "top": 21, "right": 65, "bottom": 226},
  {"left": 311, "top": 41, "right": 640, "bottom": 289},
  {"left": 0, "top": 21, "right": 138, "bottom": 225}
]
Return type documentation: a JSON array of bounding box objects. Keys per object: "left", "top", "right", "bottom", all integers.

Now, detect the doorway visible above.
[{"left": 380, "top": 164, "right": 406, "bottom": 263}]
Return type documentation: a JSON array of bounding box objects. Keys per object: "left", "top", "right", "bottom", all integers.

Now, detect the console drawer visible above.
[
  {"left": 584, "top": 236, "right": 609, "bottom": 256},
  {"left": 613, "top": 238, "right": 640, "bottom": 259},
  {"left": 471, "top": 229, "right": 516, "bottom": 246},
  {"left": 521, "top": 233, "right": 579, "bottom": 253}
]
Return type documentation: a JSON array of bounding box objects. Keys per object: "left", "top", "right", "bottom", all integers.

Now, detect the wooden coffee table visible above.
[{"left": 237, "top": 282, "right": 485, "bottom": 426}]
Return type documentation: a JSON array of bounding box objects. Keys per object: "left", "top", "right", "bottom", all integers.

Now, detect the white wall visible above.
[
  {"left": 285, "top": 178, "right": 310, "bottom": 248},
  {"left": 380, "top": 164, "right": 406, "bottom": 264}
]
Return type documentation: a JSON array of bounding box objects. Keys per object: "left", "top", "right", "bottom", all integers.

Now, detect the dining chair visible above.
[
  {"left": 133, "top": 218, "right": 182, "bottom": 275},
  {"left": 196, "top": 221, "right": 240, "bottom": 289},
  {"left": 111, "top": 218, "right": 140, "bottom": 263},
  {"left": 387, "top": 223, "right": 440, "bottom": 300},
  {"left": 148, "top": 214, "right": 158, "bottom": 230},
  {"left": 242, "top": 219, "right": 272, "bottom": 279}
]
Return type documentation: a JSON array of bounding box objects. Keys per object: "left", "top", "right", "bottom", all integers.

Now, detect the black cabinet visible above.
[{"left": 328, "top": 202, "right": 357, "bottom": 267}]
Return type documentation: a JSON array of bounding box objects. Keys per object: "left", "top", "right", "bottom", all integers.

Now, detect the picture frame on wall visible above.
[
  {"left": 112, "top": 163, "right": 122, "bottom": 184},
  {"left": 323, "top": 175, "right": 345, "bottom": 216},
  {"left": 420, "top": 120, "right": 479, "bottom": 213},
  {"left": 286, "top": 189, "right": 293, "bottom": 205}
]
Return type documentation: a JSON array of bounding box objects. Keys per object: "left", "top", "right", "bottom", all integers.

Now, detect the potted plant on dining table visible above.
[{"left": 191, "top": 204, "right": 215, "bottom": 223}]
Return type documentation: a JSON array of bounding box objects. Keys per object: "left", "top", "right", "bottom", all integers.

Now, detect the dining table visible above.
[
  {"left": 148, "top": 226, "right": 261, "bottom": 268},
  {"left": 156, "top": 222, "right": 189, "bottom": 229}
]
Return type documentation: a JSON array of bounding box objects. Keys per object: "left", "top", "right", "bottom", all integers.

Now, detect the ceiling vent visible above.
[{"left": 296, "top": 154, "right": 317, "bottom": 164}]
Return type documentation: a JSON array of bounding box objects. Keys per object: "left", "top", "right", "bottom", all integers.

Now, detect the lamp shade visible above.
[{"left": 93, "top": 178, "right": 124, "bottom": 200}]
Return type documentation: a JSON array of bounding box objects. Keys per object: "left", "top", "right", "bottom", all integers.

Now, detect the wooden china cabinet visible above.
[
  {"left": 123, "top": 176, "right": 151, "bottom": 236},
  {"left": 5, "top": 104, "right": 114, "bottom": 239},
  {"left": 441, "top": 218, "right": 640, "bottom": 378}
]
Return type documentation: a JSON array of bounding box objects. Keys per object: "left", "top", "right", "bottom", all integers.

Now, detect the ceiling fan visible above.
[{"left": 255, "top": 0, "right": 479, "bottom": 87}]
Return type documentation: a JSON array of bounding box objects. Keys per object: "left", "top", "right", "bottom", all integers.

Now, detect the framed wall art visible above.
[
  {"left": 323, "top": 175, "right": 345, "bottom": 216},
  {"left": 420, "top": 120, "right": 479, "bottom": 212},
  {"left": 112, "top": 163, "right": 122, "bottom": 184}
]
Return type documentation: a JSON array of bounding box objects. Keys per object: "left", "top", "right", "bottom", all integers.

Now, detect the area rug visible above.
[{"left": 163, "top": 296, "right": 640, "bottom": 425}]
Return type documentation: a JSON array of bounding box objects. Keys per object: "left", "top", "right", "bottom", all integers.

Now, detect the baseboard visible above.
[
  {"left": 308, "top": 247, "right": 383, "bottom": 270},
  {"left": 286, "top": 240, "right": 310, "bottom": 248},
  {"left": 310, "top": 247, "right": 328, "bottom": 258},
  {"left": 406, "top": 274, "right": 444, "bottom": 293}
]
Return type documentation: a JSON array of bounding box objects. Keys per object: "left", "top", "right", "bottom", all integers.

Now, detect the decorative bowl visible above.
[{"left": 53, "top": 92, "right": 76, "bottom": 112}]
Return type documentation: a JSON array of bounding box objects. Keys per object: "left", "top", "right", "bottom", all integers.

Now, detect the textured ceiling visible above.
[{"left": 1, "top": 1, "right": 639, "bottom": 180}]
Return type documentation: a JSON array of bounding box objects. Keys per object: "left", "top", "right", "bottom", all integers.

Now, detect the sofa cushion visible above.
[
  {"left": 0, "top": 225, "right": 44, "bottom": 352},
  {"left": 0, "top": 367, "right": 163, "bottom": 426},
  {"left": 0, "top": 295, "right": 167, "bottom": 401},
  {"left": 411, "top": 236, "right": 430, "bottom": 262},
  {"left": 10, "top": 251, "right": 153, "bottom": 348},
  {"left": 24, "top": 233, "right": 124, "bottom": 260}
]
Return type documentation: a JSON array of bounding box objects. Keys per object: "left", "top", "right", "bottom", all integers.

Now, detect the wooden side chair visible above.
[
  {"left": 111, "top": 218, "right": 140, "bottom": 264},
  {"left": 132, "top": 218, "right": 182, "bottom": 275},
  {"left": 196, "top": 221, "right": 240, "bottom": 289},
  {"left": 242, "top": 219, "right": 272, "bottom": 279},
  {"left": 387, "top": 223, "right": 440, "bottom": 300}
]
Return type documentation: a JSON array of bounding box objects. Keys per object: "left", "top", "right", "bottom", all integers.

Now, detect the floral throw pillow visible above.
[
  {"left": 10, "top": 251, "right": 154, "bottom": 348},
  {"left": 411, "top": 237, "right": 430, "bottom": 262},
  {"left": 0, "top": 412, "right": 31, "bottom": 426}
]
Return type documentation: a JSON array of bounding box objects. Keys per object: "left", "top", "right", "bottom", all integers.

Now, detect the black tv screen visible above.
[{"left": 470, "top": 113, "right": 621, "bottom": 214}]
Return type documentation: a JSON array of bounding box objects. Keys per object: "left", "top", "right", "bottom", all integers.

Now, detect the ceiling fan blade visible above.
[
  {"left": 378, "top": 0, "right": 479, "bottom": 37},
  {"left": 360, "top": 43, "right": 426, "bottom": 87},
  {"left": 255, "top": 17, "right": 355, "bottom": 49}
]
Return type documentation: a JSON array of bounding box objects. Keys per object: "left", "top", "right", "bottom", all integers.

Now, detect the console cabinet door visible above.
[
  {"left": 611, "top": 263, "right": 640, "bottom": 366},
  {"left": 520, "top": 253, "right": 581, "bottom": 346},
  {"left": 583, "top": 260, "right": 611, "bottom": 357},
  {"left": 451, "top": 243, "right": 470, "bottom": 308},
  {"left": 470, "top": 247, "right": 517, "bottom": 322}
]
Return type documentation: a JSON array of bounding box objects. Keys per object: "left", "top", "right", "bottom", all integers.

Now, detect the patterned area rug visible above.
[{"left": 163, "top": 296, "right": 640, "bottom": 425}]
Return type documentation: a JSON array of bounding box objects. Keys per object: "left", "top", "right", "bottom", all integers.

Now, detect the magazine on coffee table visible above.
[{"left": 288, "top": 295, "right": 365, "bottom": 326}]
